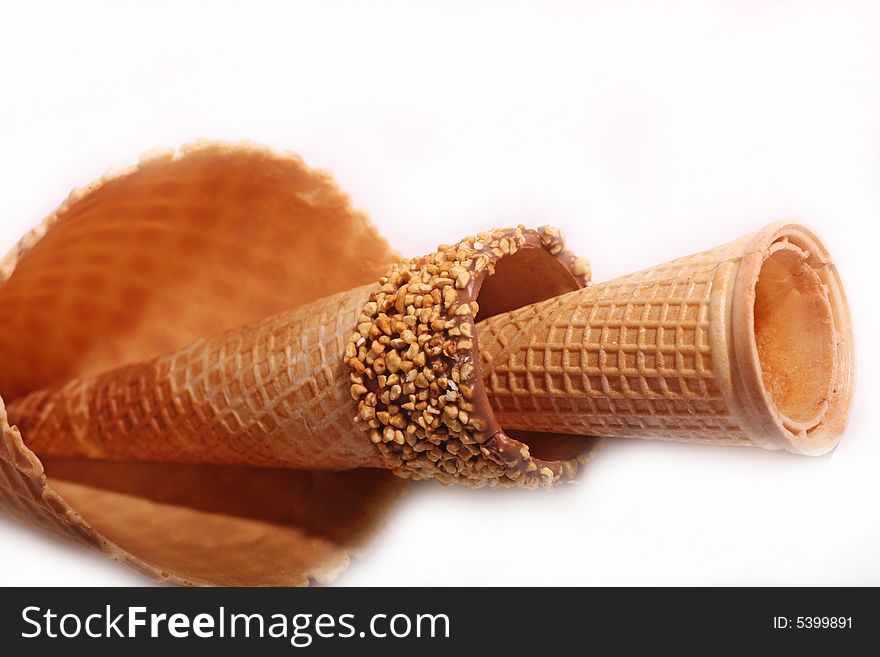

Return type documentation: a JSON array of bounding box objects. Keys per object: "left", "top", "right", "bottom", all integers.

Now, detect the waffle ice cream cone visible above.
[{"left": 478, "top": 223, "right": 854, "bottom": 455}]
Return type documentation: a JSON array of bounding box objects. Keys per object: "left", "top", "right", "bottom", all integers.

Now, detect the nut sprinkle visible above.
[{"left": 347, "top": 226, "right": 593, "bottom": 488}]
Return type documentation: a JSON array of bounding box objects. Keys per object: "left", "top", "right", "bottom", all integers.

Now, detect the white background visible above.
[{"left": 1, "top": 1, "right": 878, "bottom": 585}]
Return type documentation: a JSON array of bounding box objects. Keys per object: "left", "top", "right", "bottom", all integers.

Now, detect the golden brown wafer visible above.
[{"left": 0, "top": 141, "right": 406, "bottom": 586}]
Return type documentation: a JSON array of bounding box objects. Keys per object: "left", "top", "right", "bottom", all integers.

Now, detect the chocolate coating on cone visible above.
[{"left": 348, "top": 226, "right": 596, "bottom": 488}]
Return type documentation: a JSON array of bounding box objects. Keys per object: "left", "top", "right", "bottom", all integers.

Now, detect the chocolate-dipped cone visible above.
[
  {"left": 478, "top": 222, "right": 855, "bottom": 455},
  {"left": 7, "top": 226, "right": 598, "bottom": 488}
]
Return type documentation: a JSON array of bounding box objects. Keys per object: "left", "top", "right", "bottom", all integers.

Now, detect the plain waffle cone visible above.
[{"left": 478, "top": 223, "right": 854, "bottom": 455}]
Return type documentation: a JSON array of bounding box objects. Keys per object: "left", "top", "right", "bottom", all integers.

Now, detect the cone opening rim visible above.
[
  {"left": 465, "top": 230, "right": 602, "bottom": 481},
  {"left": 730, "top": 223, "right": 855, "bottom": 455},
  {"left": 474, "top": 241, "right": 589, "bottom": 463}
]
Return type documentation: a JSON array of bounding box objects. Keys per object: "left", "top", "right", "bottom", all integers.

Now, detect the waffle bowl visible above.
[
  {"left": 0, "top": 142, "right": 601, "bottom": 584},
  {"left": 0, "top": 142, "right": 410, "bottom": 586}
]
